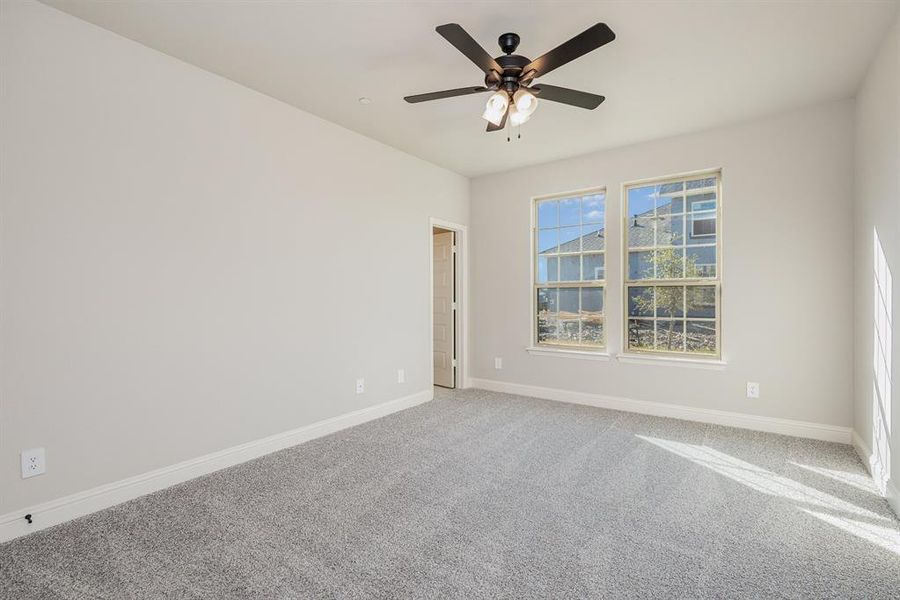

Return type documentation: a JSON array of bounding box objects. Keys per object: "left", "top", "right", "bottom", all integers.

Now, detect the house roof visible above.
[{"left": 540, "top": 196, "right": 717, "bottom": 255}]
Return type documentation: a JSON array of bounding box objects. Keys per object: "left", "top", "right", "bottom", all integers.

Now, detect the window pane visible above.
[
  {"left": 537, "top": 200, "right": 557, "bottom": 229},
  {"left": 581, "top": 287, "right": 603, "bottom": 313},
  {"left": 558, "top": 318, "right": 579, "bottom": 344},
  {"left": 559, "top": 197, "right": 581, "bottom": 227},
  {"left": 628, "top": 286, "right": 654, "bottom": 317},
  {"left": 687, "top": 177, "right": 716, "bottom": 190},
  {"left": 580, "top": 287, "right": 604, "bottom": 346},
  {"left": 686, "top": 246, "right": 716, "bottom": 277},
  {"left": 686, "top": 321, "right": 717, "bottom": 353},
  {"left": 655, "top": 286, "right": 685, "bottom": 318},
  {"left": 657, "top": 194, "right": 683, "bottom": 215},
  {"left": 656, "top": 320, "right": 685, "bottom": 352},
  {"left": 628, "top": 319, "right": 654, "bottom": 350},
  {"left": 560, "top": 255, "right": 581, "bottom": 281},
  {"left": 538, "top": 315, "right": 558, "bottom": 343},
  {"left": 654, "top": 248, "right": 685, "bottom": 279},
  {"left": 629, "top": 251, "right": 654, "bottom": 279},
  {"left": 559, "top": 287, "right": 579, "bottom": 314},
  {"left": 628, "top": 186, "right": 656, "bottom": 218},
  {"left": 581, "top": 223, "right": 604, "bottom": 252},
  {"left": 659, "top": 181, "right": 683, "bottom": 195},
  {"left": 582, "top": 195, "right": 605, "bottom": 224},
  {"left": 537, "top": 287, "right": 558, "bottom": 312},
  {"left": 647, "top": 248, "right": 684, "bottom": 279},
  {"left": 688, "top": 192, "right": 716, "bottom": 210},
  {"left": 537, "top": 256, "right": 558, "bottom": 283},
  {"left": 656, "top": 215, "right": 684, "bottom": 247},
  {"left": 558, "top": 287, "right": 580, "bottom": 344},
  {"left": 558, "top": 226, "right": 581, "bottom": 253},
  {"left": 690, "top": 216, "right": 716, "bottom": 239},
  {"left": 537, "top": 288, "right": 558, "bottom": 343},
  {"left": 581, "top": 317, "right": 603, "bottom": 346},
  {"left": 538, "top": 229, "right": 558, "bottom": 254},
  {"left": 628, "top": 216, "right": 655, "bottom": 248},
  {"left": 686, "top": 286, "right": 716, "bottom": 318},
  {"left": 582, "top": 253, "right": 604, "bottom": 281},
  {"left": 687, "top": 215, "right": 716, "bottom": 244}
]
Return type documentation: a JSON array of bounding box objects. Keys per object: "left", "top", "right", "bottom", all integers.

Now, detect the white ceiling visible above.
[{"left": 42, "top": 0, "right": 898, "bottom": 177}]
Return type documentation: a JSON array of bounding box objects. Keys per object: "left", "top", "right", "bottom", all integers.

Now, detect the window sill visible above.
[
  {"left": 615, "top": 353, "right": 727, "bottom": 370},
  {"left": 526, "top": 346, "right": 611, "bottom": 361}
]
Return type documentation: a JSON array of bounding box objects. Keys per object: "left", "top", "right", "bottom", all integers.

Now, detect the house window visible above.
[
  {"left": 534, "top": 190, "right": 606, "bottom": 349},
  {"left": 690, "top": 197, "right": 716, "bottom": 238},
  {"left": 624, "top": 172, "right": 721, "bottom": 357}
]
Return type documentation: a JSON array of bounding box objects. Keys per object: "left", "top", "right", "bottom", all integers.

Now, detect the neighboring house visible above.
[{"left": 540, "top": 195, "right": 717, "bottom": 280}]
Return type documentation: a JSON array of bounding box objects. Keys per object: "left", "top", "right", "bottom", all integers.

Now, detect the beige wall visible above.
[
  {"left": 471, "top": 100, "right": 855, "bottom": 428},
  {"left": 0, "top": 0, "right": 468, "bottom": 514},
  {"left": 853, "top": 14, "right": 899, "bottom": 508}
]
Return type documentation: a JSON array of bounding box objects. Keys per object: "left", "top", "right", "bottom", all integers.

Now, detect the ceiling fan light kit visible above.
[
  {"left": 508, "top": 89, "right": 538, "bottom": 126},
  {"left": 404, "top": 22, "right": 614, "bottom": 132},
  {"left": 482, "top": 91, "right": 509, "bottom": 126}
]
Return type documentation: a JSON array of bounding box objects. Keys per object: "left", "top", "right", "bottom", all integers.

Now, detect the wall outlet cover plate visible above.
[{"left": 21, "top": 447, "right": 46, "bottom": 479}]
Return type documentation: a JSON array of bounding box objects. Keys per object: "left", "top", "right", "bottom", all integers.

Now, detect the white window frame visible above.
[
  {"left": 621, "top": 169, "right": 723, "bottom": 360},
  {"left": 531, "top": 187, "right": 608, "bottom": 353}
]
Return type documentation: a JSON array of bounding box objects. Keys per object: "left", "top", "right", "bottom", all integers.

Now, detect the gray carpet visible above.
[{"left": 1, "top": 388, "right": 899, "bottom": 599}]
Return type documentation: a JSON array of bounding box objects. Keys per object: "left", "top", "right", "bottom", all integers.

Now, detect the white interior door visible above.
[{"left": 433, "top": 230, "right": 455, "bottom": 388}]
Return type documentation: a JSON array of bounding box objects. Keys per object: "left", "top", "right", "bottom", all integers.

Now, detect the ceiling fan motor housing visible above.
[
  {"left": 487, "top": 52, "right": 530, "bottom": 92},
  {"left": 498, "top": 32, "right": 520, "bottom": 54}
]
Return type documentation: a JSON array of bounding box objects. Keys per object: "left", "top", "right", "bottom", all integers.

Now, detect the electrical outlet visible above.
[
  {"left": 397, "top": 369, "right": 405, "bottom": 384},
  {"left": 21, "top": 448, "right": 46, "bottom": 479},
  {"left": 746, "top": 382, "right": 760, "bottom": 399},
  {"left": 356, "top": 378, "right": 365, "bottom": 394},
  {"left": 494, "top": 357, "right": 503, "bottom": 370}
]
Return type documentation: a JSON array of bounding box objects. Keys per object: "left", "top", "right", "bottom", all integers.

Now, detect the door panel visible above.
[{"left": 433, "top": 231, "right": 455, "bottom": 388}]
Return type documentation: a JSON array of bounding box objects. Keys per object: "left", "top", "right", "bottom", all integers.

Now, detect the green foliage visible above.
[{"left": 631, "top": 248, "right": 703, "bottom": 351}]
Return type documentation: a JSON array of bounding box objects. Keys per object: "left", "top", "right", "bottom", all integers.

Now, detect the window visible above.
[
  {"left": 624, "top": 172, "right": 721, "bottom": 357},
  {"left": 690, "top": 196, "right": 716, "bottom": 238},
  {"left": 534, "top": 190, "right": 606, "bottom": 350}
]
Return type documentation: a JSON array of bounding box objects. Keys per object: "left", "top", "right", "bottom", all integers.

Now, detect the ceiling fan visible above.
[{"left": 404, "top": 23, "right": 615, "bottom": 132}]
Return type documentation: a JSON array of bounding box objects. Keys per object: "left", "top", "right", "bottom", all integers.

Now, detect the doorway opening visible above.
[{"left": 430, "top": 218, "right": 466, "bottom": 390}]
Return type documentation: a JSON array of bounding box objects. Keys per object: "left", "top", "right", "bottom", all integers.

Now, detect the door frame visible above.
[{"left": 429, "top": 217, "right": 468, "bottom": 389}]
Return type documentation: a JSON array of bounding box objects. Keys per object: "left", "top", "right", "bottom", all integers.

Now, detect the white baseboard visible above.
[
  {"left": 888, "top": 480, "right": 900, "bottom": 519},
  {"left": 852, "top": 429, "right": 900, "bottom": 519},
  {"left": 470, "top": 378, "right": 851, "bottom": 444},
  {"left": 852, "top": 430, "right": 876, "bottom": 475},
  {"left": 0, "top": 389, "right": 432, "bottom": 544}
]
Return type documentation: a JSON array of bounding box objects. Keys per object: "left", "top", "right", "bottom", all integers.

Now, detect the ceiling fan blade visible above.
[
  {"left": 524, "top": 23, "right": 615, "bottom": 78},
  {"left": 530, "top": 84, "right": 605, "bottom": 109},
  {"left": 436, "top": 23, "right": 503, "bottom": 75},
  {"left": 404, "top": 86, "right": 490, "bottom": 103},
  {"left": 486, "top": 105, "right": 509, "bottom": 132}
]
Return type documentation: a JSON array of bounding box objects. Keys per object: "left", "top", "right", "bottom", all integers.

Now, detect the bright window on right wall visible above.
[{"left": 623, "top": 170, "right": 721, "bottom": 358}]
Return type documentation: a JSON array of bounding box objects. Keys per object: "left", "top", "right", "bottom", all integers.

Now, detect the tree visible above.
[{"left": 631, "top": 248, "right": 703, "bottom": 351}]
